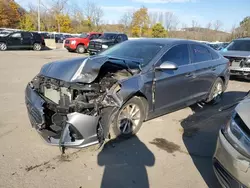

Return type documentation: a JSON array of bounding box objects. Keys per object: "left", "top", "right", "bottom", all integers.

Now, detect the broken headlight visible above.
[{"left": 222, "top": 111, "right": 250, "bottom": 158}]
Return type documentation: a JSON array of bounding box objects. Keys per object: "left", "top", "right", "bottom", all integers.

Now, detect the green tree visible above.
[
  {"left": 152, "top": 23, "right": 167, "bottom": 38},
  {"left": 20, "top": 13, "right": 35, "bottom": 31},
  {"left": 240, "top": 16, "right": 250, "bottom": 36},
  {"left": 131, "top": 7, "right": 150, "bottom": 37},
  {"left": 56, "top": 14, "right": 72, "bottom": 33}
]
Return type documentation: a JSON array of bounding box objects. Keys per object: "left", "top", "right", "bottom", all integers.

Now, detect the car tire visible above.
[
  {"left": 33, "top": 43, "right": 42, "bottom": 51},
  {"left": 109, "top": 96, "right": 146, "bottom": 139},
  {"left": 76, "top": 45, "right": 86, "bottom": 54},
  {"left": 0, "top": 42, "right": 7, "bottom": 51},
  {"left": 206, "top": 77, "right": 224, "bottom": 104}
]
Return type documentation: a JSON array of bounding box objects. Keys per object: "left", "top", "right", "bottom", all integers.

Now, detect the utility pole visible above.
[{"left": 38, "top": 0, "right": 41, "bottom": 31}]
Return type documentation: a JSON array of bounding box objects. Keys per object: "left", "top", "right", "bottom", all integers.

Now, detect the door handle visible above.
[
  {"left": 185, "top": 73, "right": 193, "bottom": 77},
  {"left": 211, "top": 66, "right": 216, "bottom": 71}
]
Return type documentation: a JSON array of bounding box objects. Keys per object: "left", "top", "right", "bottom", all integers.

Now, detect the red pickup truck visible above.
[{"left": 64, "top": 32, "right": 102, "bottom": 53}]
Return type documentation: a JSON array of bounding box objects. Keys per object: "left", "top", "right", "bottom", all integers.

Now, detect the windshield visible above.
[
  {"left": 99, "top": 33, "right": 117, "bottom": 40},
  {"left": 79, "top": 33, "right": 89, "bottom": 38},
  {"left": 100, "top": 40, "right": 164, "bottom": 67},
  {"left": 226, "top": 40, "right": 250, "bottom": 51}
]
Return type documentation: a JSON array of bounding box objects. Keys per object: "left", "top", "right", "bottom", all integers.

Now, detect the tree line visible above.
[{"left": 1, "top": 0, "right": 250, "bottom": 41}]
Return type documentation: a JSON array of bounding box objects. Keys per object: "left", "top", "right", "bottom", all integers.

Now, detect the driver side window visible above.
[
  {"left": 10, "top": 33, "right": 21, "bottom": 38},
  {"left": 161, "top": 44, "right": 190, "bottom": 66}
]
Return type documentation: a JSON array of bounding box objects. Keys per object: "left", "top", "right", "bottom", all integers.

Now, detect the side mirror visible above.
[{"left": 155, "top": 61, "right": 178, "bottom": 70}]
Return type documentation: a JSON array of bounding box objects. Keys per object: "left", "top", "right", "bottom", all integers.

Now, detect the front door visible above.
[
  {"left": 154, "top": 44, "right": 197, "bottom": 113},
  {"left": 7, "top": 32, "right": 22, "bottom": 49}
]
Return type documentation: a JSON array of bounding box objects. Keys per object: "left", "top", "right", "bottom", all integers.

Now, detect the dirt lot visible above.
[{"left": 0, "top": 50, "right": 249, "bottom": 188}]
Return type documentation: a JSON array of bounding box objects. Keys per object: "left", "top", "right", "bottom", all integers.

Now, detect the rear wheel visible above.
[
  {"left": 33, "top": 43, "right": 42, "bottom": 51},
  {"left": 76, "top": 45, "right": 86, "bottom": 54},
  {"left": 206, "top": 77, "right": 224, "bottom": 104},
  {"left": 0, "top": 42, "right": 7, "bottom": 51},
  {"left": 110, "top": 97, "right": 146, "bottom": 139}
]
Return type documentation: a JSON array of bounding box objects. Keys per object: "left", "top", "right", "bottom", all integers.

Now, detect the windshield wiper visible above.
[{"left": 108, "top": 56, "right": 143, "bottom": 73}]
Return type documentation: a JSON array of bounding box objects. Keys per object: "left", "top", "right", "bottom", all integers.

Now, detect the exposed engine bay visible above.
[
  {"left": 226, "top": 56, "right": 250, "bottom": 68},
  {"left": 26, "top": 60, "right": 140, "bottom": 153}
]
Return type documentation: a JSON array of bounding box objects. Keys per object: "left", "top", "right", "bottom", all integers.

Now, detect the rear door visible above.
[
  {"left": 154, "top": 44, "right": 197, "bottom": 112},
  {"left": 21, "top": 32, "right": 33, "bottom": 48},
  {"left": 190, "top": 44, "right": 218, "bottom": 99},
  {"left": 7, "top": 32, "right": 22, "bottom": 49}
]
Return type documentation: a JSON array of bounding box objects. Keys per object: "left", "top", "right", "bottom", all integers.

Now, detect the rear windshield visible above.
[
  {"left": 99, "top": 33, "right": 117, "bottom": 40},
  {"left": 100, "top": 40, "right": 164, "bottom": 67},
  {"left": 79, "top": 33, "right": 89, "bottom": 38},
  {"left": 226, "top": 40, "right": 250, "bottom": 51}
]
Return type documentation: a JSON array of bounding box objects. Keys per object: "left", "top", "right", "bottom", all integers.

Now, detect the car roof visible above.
[
  {"left": 127, "top": 38, "right": 204, "bottom": 45},
  {"left": 234, "top": 38, "right": 250, "bottom": 41},
  {"left": 103, "top": 32, "right": 125, "bottom": 35}
]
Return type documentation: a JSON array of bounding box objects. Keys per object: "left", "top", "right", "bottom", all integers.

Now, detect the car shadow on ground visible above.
[
  {"left": 180, "top": 91, "right": 248, "bottom": 188},
  {"left": 97, "top": 136, "right": 155, "bottom": 188},
  {"left": 230, "top": 76, "right": 250, "bottom": 83}
]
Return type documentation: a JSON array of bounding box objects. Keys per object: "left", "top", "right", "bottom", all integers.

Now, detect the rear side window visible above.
[
  {"left": 209, "top": 48, "right": 220, "bottom": 59},
  {"left": 122, "top": 34, "right": 128, "bottom": 41},
  {"left": 192, "top": 44, "right": 213, "bottom": 63},
  {"left": 161, "top": 44, "right": 190, "bottom": 66},
  {"left": 10, "top": 33, "right": 21, "bottom": 38},
  {"left": 116, "top": 35, "right": 123, "bottom": 43}
]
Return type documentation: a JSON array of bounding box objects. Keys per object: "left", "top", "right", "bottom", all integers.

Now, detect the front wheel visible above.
[
  {"left": 0, "top": 42, "right": 7, "bottom": 51},
  {"left": 110, "top": 97, "right": 146, "bottom": 139},
  {"left": 76, "top": 45, "right": 86, "bottom": 54},
  {"left": 206, "top": 77, "right": 224, "bottom": 104}
]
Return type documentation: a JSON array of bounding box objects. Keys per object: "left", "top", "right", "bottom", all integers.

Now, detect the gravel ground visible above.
[{"left": 0, "top": 50, "right": 249, "bottom": 188}]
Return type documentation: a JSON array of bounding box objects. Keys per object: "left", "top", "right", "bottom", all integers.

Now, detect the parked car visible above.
[
  {"left": 64, "top": 32, "right": 102, "bottom": 53},
  {"left": 88, "top": 32, "right": 128, "bottom": 55},
  {"left": 25, "top": 39, "right": 230, "bottom": 151},
  {"left": 213, "top": 90, "right": 250, "bottom": 188},
  {"left": 0, "top": 31, "right": 45, "bottom": 51},
  {"left": 217, "top": 42, "right": 230, "bottom": 51},
  {"left": 220, "top": 38, "right": 250, "bottom": 80}
]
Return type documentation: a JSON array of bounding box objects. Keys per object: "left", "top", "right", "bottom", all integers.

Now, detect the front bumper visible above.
[
  {"left": 213, "top": 131, "right": 250, "bottom": 188},
  {"left": 25, "top": 85, "right": 100, "bottom": 148},
  {"left": 64, "top": 44, "right": 76, "bottom": 51},
  {"left": 230, "top": 67, "right": 250, "bottom": 77}
]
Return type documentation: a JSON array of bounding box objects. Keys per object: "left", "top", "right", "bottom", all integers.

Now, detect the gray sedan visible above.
[
  {"left": 213, "top": 91, "right": 250, "bottom": 188},
  {"left": 25, "top": 39, "right": 230, "bottom": 151}
]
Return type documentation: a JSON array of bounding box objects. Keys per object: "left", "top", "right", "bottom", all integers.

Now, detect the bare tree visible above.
[
  {"left": 158, "top": 12, "right": 164, "bottom": 25},
  {"left": 83, "top": 1, "right": 104, "bottom": 31},
  {"left": 164, "top": 12, "right": 179, "bottom": 31},
  {"left": 213, "top": 20, "right": 223, "bottom": 31},
  {"left": 119, "top": 11, "right": 133, "bottom": 34},
  {"left": 206, "top": 22, "right": 212, "bottom": 30},
  {"left": 149, "top": 12, "right": 158, "bottom": 26},
  {"left": 191, "top": 20, "right": 199, "bottom": 28}
]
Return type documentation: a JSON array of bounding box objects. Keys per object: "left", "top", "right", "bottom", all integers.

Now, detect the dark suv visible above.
[
  {"left": 0, "top": 31, "right": 45, "bottom": 51},
  {"left": 88, "top": 32, "right": 128, "bottom": 55}
]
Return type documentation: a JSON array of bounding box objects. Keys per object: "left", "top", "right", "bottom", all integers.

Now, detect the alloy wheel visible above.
[
  {"left": 0, "top": 43, "right": 7, "bottom": 51},
  {"left": 34, "top": 43, "right": 41, "bottom": 51},
  {"left": 117, "top": 103, "right": 141, "bottom": 134},
  {"left": 78, "top": 47, "right": 84, "bottom": 53},
  {"left": 212, "top": 82, "right": 223, "bottom": 102}
]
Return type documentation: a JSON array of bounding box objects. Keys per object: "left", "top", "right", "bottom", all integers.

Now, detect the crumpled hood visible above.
[
  {"left": 220, "top": 50, "right": 250, "bottom": 58},
  {"left": 235, "top": 98, "right": 250, "bottom": 129},
  {"left": 39, "top": 56, "right": 109, "bottom": 83}
]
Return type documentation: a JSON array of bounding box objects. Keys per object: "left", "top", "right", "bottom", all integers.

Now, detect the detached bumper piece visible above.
[
  {"left": 25, "top": 85, "right": 100, "bottom": 150},
  {"left": 213, "top": 158, "right": 248, "bottom": 188}
]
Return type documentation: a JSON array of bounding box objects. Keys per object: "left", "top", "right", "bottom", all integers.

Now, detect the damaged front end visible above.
[{"left": 25, "top": 56, "right": 140, "bottom": 152}]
